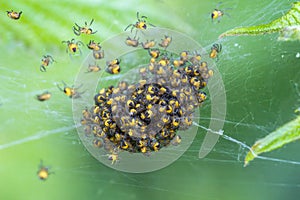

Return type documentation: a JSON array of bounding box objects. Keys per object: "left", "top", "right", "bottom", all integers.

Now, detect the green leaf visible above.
[
  {"left": 219, "top": 2, "right": 300, "bottom": 40},
  {"left": 244, "top": 116, "right": 300, "bottom": 166},
  {"left": 278, "top": 25, "right": 300, "bottom": 41}
]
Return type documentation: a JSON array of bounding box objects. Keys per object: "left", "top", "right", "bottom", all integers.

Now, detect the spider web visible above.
[{"left": 1, "top": 0, "right": 300, "bottom": 199}]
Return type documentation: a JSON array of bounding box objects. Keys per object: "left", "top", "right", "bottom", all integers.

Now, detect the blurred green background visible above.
[{"left": 1, "top": 0, "right": 300, "bottom": 199}]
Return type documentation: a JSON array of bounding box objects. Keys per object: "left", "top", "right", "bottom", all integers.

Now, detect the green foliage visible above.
[
  {"left": 244, "top": 115, "right": 300, "bottom": 166},
  {"left": 219, "top": 2, "right": 300, "bottom": 40}
]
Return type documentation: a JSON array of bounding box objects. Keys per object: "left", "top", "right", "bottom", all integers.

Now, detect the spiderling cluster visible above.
[{"left": 81, "top": 40, "right": 213, "bottom": 164}]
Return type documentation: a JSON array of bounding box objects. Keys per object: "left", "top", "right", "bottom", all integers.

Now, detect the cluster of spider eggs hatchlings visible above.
[{"left": 80, "top": 33, "right": 213, "bottom": 164}]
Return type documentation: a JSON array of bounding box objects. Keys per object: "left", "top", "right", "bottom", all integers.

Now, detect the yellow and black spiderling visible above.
[
  {"left": 173, "top": 59, "right": 184, "bottom": 67},
  {"left": 87, "top": 40, "right": 102, "bottom": 51},
  {"left": 125, "top": 36, "right": 140, "bottom": 47},
  {"left": 73, "top": 19, "right": 97, "bottom": 36},
  {"left": 62, "top": 39, "right": 84, "bottom": 55},
  {"left": 107, "top": 59, "right": 121, "bottom": 66},
  {"left": 211, "top": 3, "right": 231, "bottom": 23},
  {"left": 37, "top": 160, "right": 53, "bottom": 181},
  {"left": 108, "top": 152, "right": 119, "bottom": 165},
  {"left": 7, "top": 10, "right": 22, "bottom": 20},
  {"left": 86, "top": 63, "right": 101, "bottom": 73},
  {"left": 171, "top": 135, "right": 181, "bottom": 146},
  {"left": 40, "top": 55, "right": 55, "bottom": 72},
  {"left": 141, "top": 40, "right": 156, "bottom": 49},
  {"left": 148, "top": 48, "right": 160, "bottom": 58},
  {"left": 180, "top": 51, "right": 189, "bottom": 62},
  {"left": 81, "top": 33, "right": 214, "bottom": 164},
  {"left": 57, "top": 81, "right": 84, "bottom": 98},
  {"left": 159, "top": 35, "right": 172, "bottom": 49},
  {"left": 209, "top": 43, "right": 222, "bottom": 59},
  {"left": 107, "top": 64, "right": 120, "bottom": 74},
  {"left": 211, "top": 9, "right": 224, "bottom": 22},
  {"left": 189, "top": 51, "right": 202, "bottom": 64},
  {"left": 93, "top": 139, "right": 103, "bottom": 148},
  {"left": 36, "top": 91, "right": 51, "bottom": 101},
  {"left": 93, "top": 50, "right": 105, "bottom": 59},
  {"left": 106, "top": 59, "right": 121, "bottom": 74},
  {"left": 124, "top": 12, "right": 155, "bottom": 37}
]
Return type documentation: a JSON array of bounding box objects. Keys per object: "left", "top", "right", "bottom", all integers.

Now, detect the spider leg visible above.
[
  {"left": 75, "top": 83, "right": 83, "bottom": 90},
  {"left": 56, "top": 83, "right": 64, "bottom": 92},
  {"left": 124, "top": 24, "right": 133, "bottom": 31},
  {"left": 77, "top": 40, "right": 84, "bottom": 46},
  {"left": 216, "top": 2, "right": 223, "bottom": 10},
  {"left": 148, "top": 23, "right": 155, "bottom": 27},
  {"left": 61, "top": 81, "right": 68, "bottom": 87},
  {"left": 131, "top": 26, "right": 135, "bottom": 33},
  {"left": 48, "top": 55, "right": 55, "bottom": 62},
  {"left": 139, "top": 29, "right": 146, "bottom": 37},
  {"left": 68, "top": 53, "right": 74, "bottom": 59},
  {"left": 223, "top": 7, "right": 233, "bottom": 11},
  {"left": 38, "top": 160, "right": 44, "bottom": 169},
  {"left": 48, "top": 170, "right": 55, "bottom": 175},
  {"left": 72, "top": 94, "right": 81, "bottom": 99},
  {"left": 224, "top": 12, "right": 231, "bottom": 18},
  {"left": 74, "top": 23, "right": 81, "bottom": 28},
  {"left": 90, "top": 19, "right": 94, "bottom": 26},
  {"left": 40, "top": 65, "right": 46, "bottom": 72},
  {"left": 73, "top": 85, "right": 85, "bottom": 98},
  {"left": 79, "top": 90, "right": 86, "bottom": 95},
  {"left": 134, "top": 29, "right": 138, "bottom": 38},
  {"left": 73, "top": 27, "right": 81, "bottom": 36}
]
